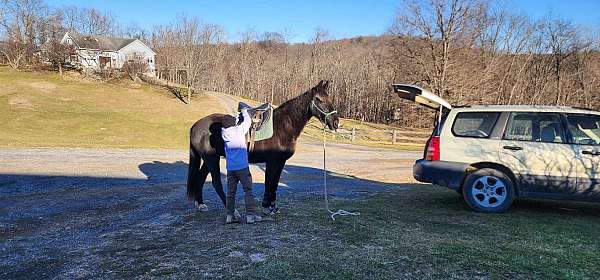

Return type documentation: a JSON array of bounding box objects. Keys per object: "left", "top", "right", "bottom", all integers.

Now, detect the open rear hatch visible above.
[
  {"left": 392, "top": 84, "right": 452, "bottom": 160},
  {"left": 392, "top": 84, "right": 452, "bottom": 111}
]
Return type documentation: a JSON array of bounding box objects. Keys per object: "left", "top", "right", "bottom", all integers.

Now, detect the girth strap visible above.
[{"left": 246, "top": 111, "right": 261, "bottom": 152}]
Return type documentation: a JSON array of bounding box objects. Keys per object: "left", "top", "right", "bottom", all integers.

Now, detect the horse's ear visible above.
[{"left": 323, "top": 80, "right": 330, "bottom": 90}]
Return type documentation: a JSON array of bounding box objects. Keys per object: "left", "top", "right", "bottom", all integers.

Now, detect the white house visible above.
[{"left": 61, "top": 32, "right": 156, "bottom": 75}]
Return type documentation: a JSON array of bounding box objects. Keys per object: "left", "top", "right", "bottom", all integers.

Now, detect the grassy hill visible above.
[
  {"left": 0, "top": 67, "right": 223, "bottom": 149},
  {"left": 0, "top": 67, "right": 427, "bottom": 150}
]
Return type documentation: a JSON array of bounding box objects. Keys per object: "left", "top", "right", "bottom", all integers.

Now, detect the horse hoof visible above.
[{"left": 195, "top": 201, "right": 209, "bottom": 212}]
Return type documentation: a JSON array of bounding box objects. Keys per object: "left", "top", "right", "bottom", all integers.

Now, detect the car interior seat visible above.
[{"left": 541, "top": 124, "right": 561, "bottom": 143}]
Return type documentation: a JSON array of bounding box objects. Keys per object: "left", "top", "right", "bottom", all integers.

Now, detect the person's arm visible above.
[{"left": 240, "top": 109, "right": 252, "bottom": 133}]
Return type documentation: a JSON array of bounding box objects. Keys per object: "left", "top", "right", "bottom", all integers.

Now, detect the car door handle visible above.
[
  {"left": 503, "top": 145, "right": 523, "bottom": 151},
  {"left": 582, "top": 150, "right": 600, "bottom": 156}
]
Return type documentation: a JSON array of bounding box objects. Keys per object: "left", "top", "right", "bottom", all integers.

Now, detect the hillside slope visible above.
[
  {"left": 0, "top": 67, "right": 426, "bottom": 150},
  {"left": 0, "top": 68, "right": 223, "bottom": 149}
]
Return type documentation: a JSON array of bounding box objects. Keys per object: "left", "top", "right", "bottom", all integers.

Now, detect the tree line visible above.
[{"left": 2, "top": 0, "right": 599, "bottom": 127}]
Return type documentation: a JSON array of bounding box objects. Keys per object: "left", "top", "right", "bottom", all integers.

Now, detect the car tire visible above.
[{"left": 462, "top": 168, "right": 515, "bottom": 213}]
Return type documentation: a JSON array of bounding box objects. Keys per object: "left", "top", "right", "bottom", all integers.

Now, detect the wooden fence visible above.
[
  {"left": 337, "top": 128, "right": 430, "bottom": 144},
  {"left": 307, "top": 122, "right": 431, "bottom": 145}
]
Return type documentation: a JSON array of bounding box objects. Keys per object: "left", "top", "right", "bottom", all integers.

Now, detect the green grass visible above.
[
  {"left": 245, "top": 186, "right": 600, "bottom": 279},
  {"left": 0, "top": 67, "right": 223, "bottom": 149}
]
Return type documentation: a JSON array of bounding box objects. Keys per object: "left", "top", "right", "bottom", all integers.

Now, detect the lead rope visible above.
[{"left": 322, "top": 124, "right": 361, "bottom": 221}]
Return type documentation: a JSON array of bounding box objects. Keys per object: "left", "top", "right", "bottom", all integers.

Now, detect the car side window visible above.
[
  {"left": 452, "top": 112, "right": 500, "bottom": 138},
  {"left": 566, "top": 114, "right": 600, "bottom": 145},
  {"left": 504, "top": 112, "right": 566, "bottom": 143}
]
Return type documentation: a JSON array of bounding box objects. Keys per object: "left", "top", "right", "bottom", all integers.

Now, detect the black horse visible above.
[{"left": 187, "top": 80, "right": 339, "bottom": 212}]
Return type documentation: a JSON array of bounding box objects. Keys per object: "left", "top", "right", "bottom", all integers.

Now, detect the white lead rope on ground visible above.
[{"left": 322, "top": 125, "right": 361, "bottom": 221}]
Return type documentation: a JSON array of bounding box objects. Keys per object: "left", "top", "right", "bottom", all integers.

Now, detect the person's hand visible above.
[{"left": 237, "top": 112, "right": 244, "bottom": 124}]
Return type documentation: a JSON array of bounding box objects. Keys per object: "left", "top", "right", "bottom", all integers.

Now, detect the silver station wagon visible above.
[{"left": 394, "top": 84, "right": 600, "bottom": 213}]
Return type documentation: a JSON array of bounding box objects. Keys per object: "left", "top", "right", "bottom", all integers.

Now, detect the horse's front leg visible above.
[{"left": 263, "top": 159, "right": 285, "bottom": 212}]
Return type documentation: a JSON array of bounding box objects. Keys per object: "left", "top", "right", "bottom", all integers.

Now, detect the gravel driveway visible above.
[{"left": 0, "top": 140, "right": 420, "bottom": 278}]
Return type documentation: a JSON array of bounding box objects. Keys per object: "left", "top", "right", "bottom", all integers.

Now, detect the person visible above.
[{"left": 221, "top": 108, "right": 263, "bottom": 224}]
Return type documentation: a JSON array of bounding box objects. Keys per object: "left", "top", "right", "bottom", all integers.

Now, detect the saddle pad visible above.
[{"left": 253, "top": 107, "right": 273, "bottom": 141}]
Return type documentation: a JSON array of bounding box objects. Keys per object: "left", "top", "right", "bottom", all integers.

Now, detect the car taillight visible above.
[{"left": 425, "top": 136, "right": 440, "bottom": 161}]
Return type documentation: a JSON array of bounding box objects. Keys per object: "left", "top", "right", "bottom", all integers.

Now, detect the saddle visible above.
[{"left": 238, "top": 102, "right": 274, "bottom": 151}]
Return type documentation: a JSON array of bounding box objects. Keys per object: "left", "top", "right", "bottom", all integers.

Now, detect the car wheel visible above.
[{"left": 462, "top": 168, "right": 515, "bottom": 213}]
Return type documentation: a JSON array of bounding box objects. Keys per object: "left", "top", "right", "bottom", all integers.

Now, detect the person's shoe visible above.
[
  {"left": 246, "top": 215, "right": 255, "bottom": 224},
  {"left": 234, "top": 209, "right": 242, "bottom": 220},
  {"left": 262, "top": 207, "right": 274, "bottom": 216},
  {"left": 226, "top": 215, "right": 239, "bottom": 224},
  {"left": 195, "top": 201, "right": 208, "bottom": 212},
  {"left": 253, "top": 214, "right": 263, "bottom": 222},
  {"left": 271, "top": 204, "right": 280, "bottom": 214}
]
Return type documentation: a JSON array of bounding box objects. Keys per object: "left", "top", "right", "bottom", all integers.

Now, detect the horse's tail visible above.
[{"left": 187, "top": 143, "right": 202, "bottom": 200}]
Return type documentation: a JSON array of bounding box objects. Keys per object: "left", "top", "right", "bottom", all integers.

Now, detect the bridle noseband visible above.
[{"left": 311, "top": 99, "right": 337, "bottom": 125}]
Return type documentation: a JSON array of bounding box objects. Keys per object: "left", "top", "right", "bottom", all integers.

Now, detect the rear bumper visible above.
[{"left": 413, "top": 159, "right": 469, "bottom": 191}]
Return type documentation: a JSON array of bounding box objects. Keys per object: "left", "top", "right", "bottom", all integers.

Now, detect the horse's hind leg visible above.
[
  {"left": 194, "top": 163, "right": 210, "bottom": 204},
  {"left": 204, "top": 156, "right": 227, "bottom": 206}
]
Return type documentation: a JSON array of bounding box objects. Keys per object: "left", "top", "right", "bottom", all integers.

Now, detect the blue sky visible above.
[{"left": 46, "top": 0, "right": 600, "bottom": 42}]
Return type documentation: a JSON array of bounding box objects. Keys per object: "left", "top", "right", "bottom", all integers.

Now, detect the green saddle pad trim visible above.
[{"left": 253, "top": 107, "right": 273, "bottom": 141}]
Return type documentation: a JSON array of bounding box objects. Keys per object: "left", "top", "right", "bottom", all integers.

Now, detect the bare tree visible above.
[
  {"left": 540, "top": 16, "right": 590, "bottom": 105},
  {"left": 176, "top": 16, "right": 224, "bottom": 103},
  {"left": 34, "top": 9, "right": 71, "bottom": 74},
  {"left": 121, "top": 22, "right": 148, "bottom": 41},
  {"left": 59, "top": 6, "right": 117, "bottom": 35},
  {"left": 122, "top": 53, "right": 149, "bottom": 81},
  {"left": 0, "top": 0, "right": 46, "bottom": 68},
  {"left": 389, "top": 0, "right": 488, "bottom": 99},
  {"left": 309, "top": 27, "right": 329, "bottom": 82}
]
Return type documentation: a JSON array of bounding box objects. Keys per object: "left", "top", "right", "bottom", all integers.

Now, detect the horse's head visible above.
[{"left": 310, "top": 80, "right": 339, "bottom": 131}]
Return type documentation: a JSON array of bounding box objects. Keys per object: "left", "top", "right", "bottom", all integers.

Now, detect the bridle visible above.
[{"left": 311, "top": 99, "right": 337, "bottom": 125}]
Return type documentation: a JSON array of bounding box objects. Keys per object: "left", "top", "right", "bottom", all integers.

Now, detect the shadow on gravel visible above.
[
  {"left": 0, "top": 160, "right": 400, "bottom": 197},
  {"left": 3, "top": 161, "right": 600, "bottom": 278},
  {"left": 0, "top": 161, "right": 408, "bottom": 278},
  {"left": 0, "top": 161, "right": 189, "bottom": 196}
]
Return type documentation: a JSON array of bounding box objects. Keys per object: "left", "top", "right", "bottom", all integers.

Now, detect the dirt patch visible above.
[
  {"left": 127, "top": 81, "right": 142, "bottom": 89},
  {"left": 8, "top": 96, "right": 33, "bottom": 110},
  {"left": 29, "top": 82, "right": 57, "bottom": 94}
]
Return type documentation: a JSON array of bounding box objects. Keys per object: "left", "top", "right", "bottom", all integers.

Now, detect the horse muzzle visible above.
[{"left": 327, "top": 115, "right": 340, "bottom": 131}]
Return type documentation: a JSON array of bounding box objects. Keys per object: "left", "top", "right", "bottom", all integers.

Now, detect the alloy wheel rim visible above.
[{"left": 471, "top": 175, "right": 507, "bottom": 208}]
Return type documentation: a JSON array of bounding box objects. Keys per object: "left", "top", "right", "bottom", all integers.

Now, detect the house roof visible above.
[{"left": 66, "top": 32, "right": 137, "bottom": 52}]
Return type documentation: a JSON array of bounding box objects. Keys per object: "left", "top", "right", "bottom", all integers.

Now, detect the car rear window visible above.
[{"left": 452, "top": 112, "right": 500, "bottom": 138}]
